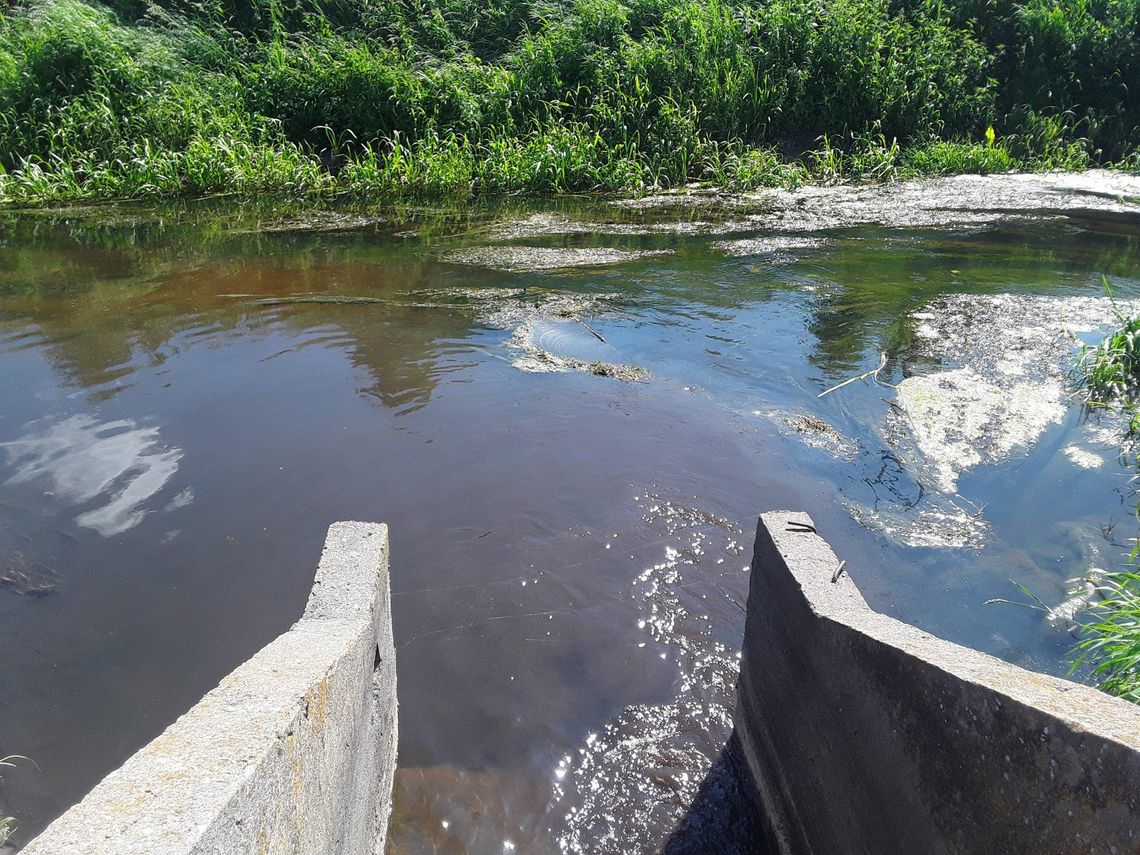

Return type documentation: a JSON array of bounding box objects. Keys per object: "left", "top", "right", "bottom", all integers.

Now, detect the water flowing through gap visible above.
[{"left": 1, "top": 174, "right": 1139, "bottom": 852}]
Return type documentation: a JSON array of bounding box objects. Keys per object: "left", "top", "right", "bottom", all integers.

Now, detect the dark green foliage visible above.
[{"left": 0, "top": 0, "right": 1138, "bottom": 203}]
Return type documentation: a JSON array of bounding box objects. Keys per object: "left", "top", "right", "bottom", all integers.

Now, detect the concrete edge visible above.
[
  {"left": 762, "top": 510, "right": 1140, "bottom": 749},
  {"left": 22, "top": 521, "right": 397, "bottom": 855},
  {"left": 735, "top": 510, "right": 1140, "bottom": 855}
]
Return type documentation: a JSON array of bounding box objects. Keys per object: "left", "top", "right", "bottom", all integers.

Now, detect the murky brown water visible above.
[{"left": 2, "top": 175, "right": 1140, "bottom": 852}]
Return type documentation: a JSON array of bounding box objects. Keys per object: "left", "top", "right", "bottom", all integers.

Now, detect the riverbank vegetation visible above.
[
  {"left": 0, "top": 0, "right": 1138, "bottom": 204},
  {"left": 1073, "top": 299, "right": 1140, "bottom": 703}
]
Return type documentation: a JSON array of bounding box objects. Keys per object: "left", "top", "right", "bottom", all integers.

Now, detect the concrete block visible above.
[
  {"left": 735, "top": 511, "right": 1140, "bottom": 855},
  {"left": 22, "top": 521, "right": 397, "bottom": 855}
]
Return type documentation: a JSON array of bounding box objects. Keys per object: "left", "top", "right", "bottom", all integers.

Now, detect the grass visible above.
[
  {"left": 0, "top": 755, "right": 24, "bottom": 845},
  {"left": 1077, "top": 279, "right": 1140, "bottom": 436},
  {"left": 0, "top": 0, "right": 1138, "bottom": 205},
  {"left": 1069, "top": 284, "right": 1140, "bottom": 702},
  {"left": 1070, "top": 572, "right": 1140, "bottom": 703}
]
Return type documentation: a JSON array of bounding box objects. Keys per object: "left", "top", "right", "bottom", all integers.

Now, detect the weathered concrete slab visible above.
[
  {"left": 736, "top": 511, "right": 1140, "bottom": 855},
  {"left": 22, "top": 521, "right": 397, "bottom": 855}
]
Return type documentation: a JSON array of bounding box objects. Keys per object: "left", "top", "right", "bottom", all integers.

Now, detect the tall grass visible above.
[{"left": 0, "top": 0, "right": 1138, "bottom": 204}]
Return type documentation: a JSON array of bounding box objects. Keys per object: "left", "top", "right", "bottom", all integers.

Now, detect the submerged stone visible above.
[{"left": 1062, "top": 444, "right": 1107, "bottom": 469}]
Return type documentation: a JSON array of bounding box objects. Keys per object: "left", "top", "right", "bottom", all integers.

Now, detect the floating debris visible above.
[
  {"left": 476, "top": 291, "right": 648, "bottom": 380},
  {"left": 891, "top": 368, "right": 1065, "bottom": 493},
  {"left": 0, "top": 551, "right": 59, "bottom": 597},
  {"left": 845, "top": 498, "right": 990, "bottom": 550},
  {"left": 755, "top": 409, "right": 859, "bottom": 461},
  {"left": 441, "top": 246, "right": 673, "bottom": 272},
  {"left": 890, "top": 294, "right": 1140, "bottom": 493},
  {"left": 236, "top": 212, "right": 392, "bottom": 235},
  {"left": 711, "top": 235, "right": 827, "bottom": 258},
  {"left": 484, "top": 212, "right": 723, "bottom": 240},
  {"left": 750, "top": 171, "right": 1140, "bottom": 232}
]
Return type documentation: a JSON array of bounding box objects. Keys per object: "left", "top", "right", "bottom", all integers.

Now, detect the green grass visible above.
[
  {"left": 1071, "top": 572, "right": 1140, "bottom": 703},
  {"left": 1070, "top": 289, "right": 1140, "bottom": 702},
  {"left": 0, "top": 0, "right": 1138, "bottom": 205},
  {"left": 1079, "top": 320, "right": 1140, "bottom": 419}
]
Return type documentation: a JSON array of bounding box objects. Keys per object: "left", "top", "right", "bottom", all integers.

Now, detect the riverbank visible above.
[{"left": 1, "top": 0, "right": 1139, "bottom": 206}]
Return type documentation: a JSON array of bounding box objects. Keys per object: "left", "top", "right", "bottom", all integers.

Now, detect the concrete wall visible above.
[
  {"left": 736, "top": 511, "right": 1140, "bottom": 855},
  {"left": 22, "top": 521, "right": 397, "bottom": 855}
]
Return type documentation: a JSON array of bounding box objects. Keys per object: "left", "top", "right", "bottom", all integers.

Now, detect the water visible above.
[{"left": 1, "top": 176, "right": 1139, "bottom": 852}]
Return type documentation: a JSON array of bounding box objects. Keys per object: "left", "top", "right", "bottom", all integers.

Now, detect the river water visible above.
[{"left": 1, "top": 173, "right": 1139, "bottom": 852}]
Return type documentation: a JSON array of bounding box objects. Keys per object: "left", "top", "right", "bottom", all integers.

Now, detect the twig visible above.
[
  {"left": 818, "top": 352, "right": 889, "bottom": 398},
  {"left": 250, "top": 295, "right": 390, "bottom": 306},
  {"left": 575, "top": 317, "right": 608, "bottom": 344},
  {"left": 714, "top": 583, "right": 747, "bottom": 613}
]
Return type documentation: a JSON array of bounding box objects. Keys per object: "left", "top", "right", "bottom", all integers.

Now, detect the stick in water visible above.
[{"left": 817, "top": 351, "right": 888, "bottom": 398}]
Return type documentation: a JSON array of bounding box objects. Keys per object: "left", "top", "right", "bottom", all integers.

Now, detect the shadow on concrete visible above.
[{"left": 660, "top": 730, "right": 769, "bottom": 855}]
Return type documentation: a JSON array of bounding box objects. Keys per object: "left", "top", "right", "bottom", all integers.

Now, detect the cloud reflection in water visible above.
[{"left": 2, "top": 414, "right": 184, "bottom": 536}]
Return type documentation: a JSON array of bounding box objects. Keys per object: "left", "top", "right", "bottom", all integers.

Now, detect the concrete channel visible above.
[{"left": 19, "top": 514, "right": 1140, "bottom": 853}]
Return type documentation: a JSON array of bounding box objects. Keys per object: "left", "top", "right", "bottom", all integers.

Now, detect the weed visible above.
[
  {"left": 0, "top": 0, "right": 1138, "bottom": 204},
  {"left": 1065, "top": 279, "right": 1140, "bottom": 702},
  {"left": 1077, "top": 280, "right": 1140, "bottom": 416},
  {"left": 1071, "top": 571, "right": 1140, "bottom": 703}
]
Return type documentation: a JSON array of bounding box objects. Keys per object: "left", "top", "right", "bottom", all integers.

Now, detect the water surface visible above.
[{"left": 1, "top": 176, "right": 1139, "bottom": 852}]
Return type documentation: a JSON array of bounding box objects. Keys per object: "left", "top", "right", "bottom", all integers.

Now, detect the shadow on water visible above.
[{"left": 661, "top": 730, "right": 768, "bottom": 855}]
